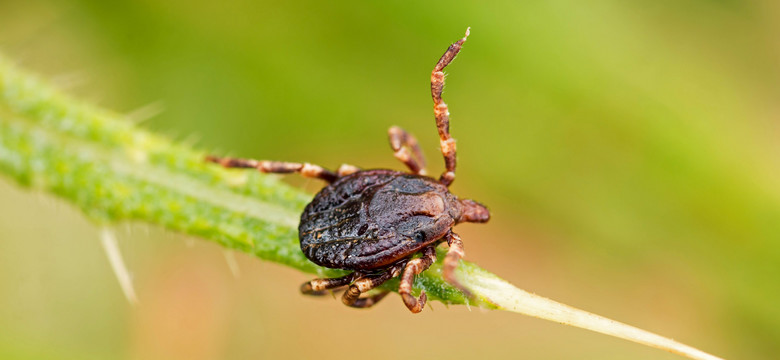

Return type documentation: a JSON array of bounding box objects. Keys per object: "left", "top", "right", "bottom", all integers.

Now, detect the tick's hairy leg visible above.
[
  {"left": 301, "top": 272, "right": 361, "bottom": 296},
  {"left": 336, "top": 163, "right": 361, "bottom": 177},
  {"left": 431, "top": 28, "right": 469, "bottom": 187},
  {"left": 388, "top": 126, "right": 427, "bottom": 175},
  {"left": 399, "top": 246, "right": 437, "bottom": 313},
  {"left": 342, "top": 262, "right": 405, "bottom": 309},
  {"left": 348, "top": 291, "right": 391, "bottom": 308},
  {"left": 206, "top": 155, "right": 338, "bottom": 183},
  {"left": 442, "top": 231, "right": 473, "bottom": 298}
]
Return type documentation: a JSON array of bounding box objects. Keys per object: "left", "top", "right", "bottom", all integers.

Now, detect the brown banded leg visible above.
[
  {"left": 337, "top": 163, "right": 361, "bottom": 177},
  {"left": 206, "top": 155, "right": 338, "bottom": 183},
  {"left": 399, "top": 246, "right": 437, "bottom": 313},
  {"left": 349, "top": 291, "right": 391, "bottom": 308},
  {"left": 431, "top": 28, "right": 469, "bottom": 187},
  {"left": 342, "top": 262, "right": 406, "bottom": 309},
  {"left": 301, "top": 272, "right": 362, "bottom": 296},
  {"left": 388, "top": 126, "right": 427, "bottom": 175},
  {"left": 443, "top": 231, "right": 472, "bottom": 298}
]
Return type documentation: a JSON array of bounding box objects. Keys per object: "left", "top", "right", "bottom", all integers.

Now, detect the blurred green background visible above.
[{"left": 1, "top": 0, "right": 778, "bottom": 359}]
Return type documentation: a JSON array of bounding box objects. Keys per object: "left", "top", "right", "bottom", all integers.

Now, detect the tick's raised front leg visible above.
[
  {"left": 388, "top": 126, "right": 427, "bottom": 175},
  {"left": 442, "top": 231, "right": 472, "bottom": 298},
  {"left": 206, "top": 155, "right": 338, "bottom": 183},
  {"left": 300, "top": 272, "right": 362, "bottom": 296},
  {"left": 431, "top": 28, "right": 469, "bottom": 187},
  {"left": 342, "top": 262, "right": 405, "bottom": 309},
  {"left": 399, "top": 246, "right": 437, "bottom": 313}
]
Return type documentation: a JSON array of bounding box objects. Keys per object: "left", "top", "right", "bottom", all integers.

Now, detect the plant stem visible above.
[{"left": 0, "top": 55, "right": 722, "bottom": 360}]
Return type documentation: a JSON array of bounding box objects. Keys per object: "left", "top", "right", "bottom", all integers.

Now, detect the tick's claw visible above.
[
  {"left": 300, "top": 282, "right": 316, "bottom": 294},
  {"left": 402, "top": 291, "right": 428, "bottom": 314},
  {"left": 300, "top": 282, "right": 328, "bottom": 296}
]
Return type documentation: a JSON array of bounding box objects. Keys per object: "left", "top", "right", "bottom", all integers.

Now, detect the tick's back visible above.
[{"left": 299, "top": 169, "right": 453, "bottom": 270}]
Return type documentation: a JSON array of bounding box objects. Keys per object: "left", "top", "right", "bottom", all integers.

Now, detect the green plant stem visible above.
[{"left": 0, "top": 55, "right": 721, "bottom": 360}]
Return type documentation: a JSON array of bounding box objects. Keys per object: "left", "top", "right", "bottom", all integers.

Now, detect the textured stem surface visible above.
[{"left": 0, "top": 56, "right": 722, "bottom": 360}]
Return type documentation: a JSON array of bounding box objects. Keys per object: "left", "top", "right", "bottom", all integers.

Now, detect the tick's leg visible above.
[
  {"left": 399, "top": 246, "right": 437, "bottom": 313},
  {"left": 342, "top": 262, "right": 405, "bottom": 308},
  {"left": 431, "top": 28, "right": 469, "bottom": 187},
  {"left": 349, "top": 291, "right": 390, "bottom": 308},
  {"left": 388, "top": 126, "right": 427, "bottom": 175},
  {"left": 206, "top": 155, "right": 338, "bottom": 183},
  {"left": 337, "top": 163, "right": 361, "bottom": 177},
  {"left": 300, "top": 272, "right": 361, "bottom": 296},
  {"left": 443, "top": 231, "right": 473, "bottom": 298}
]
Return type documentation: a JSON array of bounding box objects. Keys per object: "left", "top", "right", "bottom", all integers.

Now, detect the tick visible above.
[{"left": 207, "top": 28, "right": 489, "bottom": 313}]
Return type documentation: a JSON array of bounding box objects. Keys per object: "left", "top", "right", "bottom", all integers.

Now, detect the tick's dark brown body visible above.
[
  {"left": 207, "top": 29, "right": 488, "bottom": 313},
  {"left": 300, "top": 170, "right": 462, "bottom": 270}
]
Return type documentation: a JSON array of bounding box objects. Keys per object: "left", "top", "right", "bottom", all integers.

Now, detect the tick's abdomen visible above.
[{"left": 299, "top": 169, "right": 449, "bottom": 270}]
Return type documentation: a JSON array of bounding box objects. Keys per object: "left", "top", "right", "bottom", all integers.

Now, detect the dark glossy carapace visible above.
[{"left": 299, "top": 169, "right": 489, "bottom": 271}]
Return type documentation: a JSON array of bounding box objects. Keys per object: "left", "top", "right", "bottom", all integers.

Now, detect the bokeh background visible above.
[{"left": 1, "top": 1, "right": 779, "bottom": 359}]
